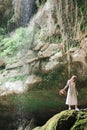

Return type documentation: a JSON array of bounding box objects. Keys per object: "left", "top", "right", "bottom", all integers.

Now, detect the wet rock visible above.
[
  {"left": 34, "top": 42, "right": 45, "bottom": 51},
  {"left": 25, "top": 75, "right": 42, "bottom": 89},
  {"left": 33, "top": 110, "right": 87, "bottom": 130},
  {"left": 38, "top": 44, "right": 59, "bottom": 58},
  {"left": 0, "top": 80, "right": 24, "bottom": 96}
]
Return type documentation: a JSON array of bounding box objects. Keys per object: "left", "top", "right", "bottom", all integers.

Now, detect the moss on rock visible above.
[
  {"left": 33, "top": 110, "right": 87, "bottom": 130},
  {"left": 71, "top": 111, "right": 87, "bottom": 130}
]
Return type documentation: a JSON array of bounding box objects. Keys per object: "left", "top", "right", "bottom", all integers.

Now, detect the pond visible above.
[{"left": 0, "top": 90, "right": 65, "bottom": 130}]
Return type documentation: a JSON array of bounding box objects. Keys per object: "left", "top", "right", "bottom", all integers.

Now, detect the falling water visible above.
[
  {"left": 19, "top": 0, "right": 36, "bottom": 26},
  {"left": 12, "top": 0, "right": 36, "bottom": 26}
]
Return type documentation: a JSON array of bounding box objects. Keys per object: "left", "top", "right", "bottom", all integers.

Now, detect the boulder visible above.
[
  {"left": 34, "top": 42, "right": 45, "bottom": 51},
  {"left": 41, "top": 60, "right": 59, "bottom": 73},
  {"left": 0, "top": 59, "right": 5, "bottom": 68},
  {"left": 0, "top": 80, "right": 24, "bottom": 96},
  {"left": 50, "top": 51, "right": 62, "bottom": 61},
  {"left": 35, "top": 0, "right": 56, "bottom": 34},
  {"left": 38, "top": 44, "right": 60, "bottom": 58},
  {"left": 71, "top": 49, "right": 87, "bottom": 67},
  {"left": 25, "top": 75, "right": 42, "bottom": 89},
  {"left": 33, "top": 110, "right": 87, "bottom": 130}
]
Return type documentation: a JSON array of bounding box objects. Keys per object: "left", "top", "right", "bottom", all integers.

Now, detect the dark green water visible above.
[{"left": 0, "top": 92, "right": 64, "bottom": 130}]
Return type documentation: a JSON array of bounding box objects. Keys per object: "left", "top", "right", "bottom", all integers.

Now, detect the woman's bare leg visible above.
[{"left": 68, "top": 105, "right": 71, "bottom": 110}]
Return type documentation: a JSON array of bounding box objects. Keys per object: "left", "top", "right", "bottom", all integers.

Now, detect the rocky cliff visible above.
[
  {"left": 0, "top": 0, "right": 87, "bottom": 129},
  {"left": 0, "top": 0, "right": 87, "bottom": 104}
]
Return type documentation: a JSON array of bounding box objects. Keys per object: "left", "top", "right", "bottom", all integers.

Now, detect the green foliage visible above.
[
  {"left": 0, "top": 27, "right": 26, "bottom": 56},
  {"left": 80, "top": 5, "right": 87, "bottom": 32},
  {"left": 0, "top": 18, "right": 36, "bottom": 56},
  {"left": 36, "top": 0, "right": 47, "bottom": 8},
  {"left": 41, "top": 34, "right": 62, "bottom": 44},
  {"left": 37, "top": 66, "right": 67, "bottom": 89},
  {"left": 0, "top": 27, "right": 6, "bottom": 35},
  {"left": 76, "top": 0, "right": 87, "bottom": 32},
  {"left": 70, "top": 40, "right": 80, "bottom": 48}
]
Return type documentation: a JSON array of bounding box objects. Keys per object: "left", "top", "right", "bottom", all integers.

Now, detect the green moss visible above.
[
  {"left": 33, "top": 110, "right": 77, "bottom": 130},
  {"left": 33, "top": 111, "right": 87, "bottom": 130},
  {"left": 71, "top": 112, "right": 87, "bottom": 130}
]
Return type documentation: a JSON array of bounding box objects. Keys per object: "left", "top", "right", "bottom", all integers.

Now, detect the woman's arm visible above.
[{"left": 63, "top": 80, "right": 70, "bottom": 90}]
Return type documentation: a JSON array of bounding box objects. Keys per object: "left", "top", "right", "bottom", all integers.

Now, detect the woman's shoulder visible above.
[{"left": 67, "top": 79, "right": 71, "bottom": 84}]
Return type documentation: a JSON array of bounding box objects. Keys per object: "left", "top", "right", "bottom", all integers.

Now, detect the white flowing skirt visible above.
[{"left": 66, "top": 87, "right": 78, "bottom": 105}]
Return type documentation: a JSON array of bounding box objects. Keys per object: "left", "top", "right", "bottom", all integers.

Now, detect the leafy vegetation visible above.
[
  {"left": 41, "top": 34, "right": 62, "bottom": 44},
  {"left": 36, "top": 0, "right": 47, "bottom": 8},
  {"left": 0, "top": 27, "right": 26, "bottom": 56},
  {"left": 0, "top": 19, "right": 38, "bottom": 58},
  {"left": 36, "top": 66, "right": 67, "bottom": 89},
  {"left": 70, "top": 40, "right": 80, "bottom": 48},
  {"left": 76, "top": 0, "right": 87, "bottom": 32}
]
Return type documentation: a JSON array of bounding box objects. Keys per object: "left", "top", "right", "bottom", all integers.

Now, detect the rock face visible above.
[
  {"left": 25, "top": 75, "right": 42, "bottom": 90},
  {"left": 33, "top": 110, "right": 87, "bottom": 130},
  {"left": 0, "top": 80, "right": 24, "bottom": 96},
  {"left": 0, "top": 0, "right": 87, "bottom": 100},
  {"left": 0, "top": 0, "right": 87, "bottom": 130},
  {"left": 0, "top": 0, "right": 87, "bottom": 116}
]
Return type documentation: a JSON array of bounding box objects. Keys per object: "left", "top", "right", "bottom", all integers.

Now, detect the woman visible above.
[{"left": 63, "top": 75, "right": 79, "bottom": 110}]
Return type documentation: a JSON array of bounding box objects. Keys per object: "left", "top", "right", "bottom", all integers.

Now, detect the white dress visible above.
[{"left": 64, "top": 80, "right": 78, "bottom": 105}]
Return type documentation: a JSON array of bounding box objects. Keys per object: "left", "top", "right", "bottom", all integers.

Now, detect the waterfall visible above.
[
  {"left": 19, "top": 0, "right": 36, "bottom": 26},
  {"left": 21, "top": 0, "right": 30, "bottom": 25},
  {"left": 12, "top": 0, "right": 36, "bottom": 27}
]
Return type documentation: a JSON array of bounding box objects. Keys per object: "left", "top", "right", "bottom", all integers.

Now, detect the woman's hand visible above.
[{"left": 59, "top": 89, "right": 66, "bottom": 96}]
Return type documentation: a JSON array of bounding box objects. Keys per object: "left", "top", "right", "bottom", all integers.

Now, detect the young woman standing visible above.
[{"left": 63, "top": 75, "right": 79, "bottom": 110}]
